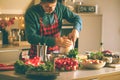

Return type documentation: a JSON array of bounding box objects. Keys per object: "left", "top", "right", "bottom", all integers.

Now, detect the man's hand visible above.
[
  {"left": 55, "top": 36, "right": 73, "bottom": 48},
  {"left": 68, "top": 29, "right": 79, "bottom": 44}
]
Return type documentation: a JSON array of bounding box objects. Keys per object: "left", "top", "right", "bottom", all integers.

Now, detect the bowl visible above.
[
  {"left": 112, "top": 57, "right": 120, "bottom": 64},
  {"left": 80, "top": 59, "right": 106, "bottom": 69}
]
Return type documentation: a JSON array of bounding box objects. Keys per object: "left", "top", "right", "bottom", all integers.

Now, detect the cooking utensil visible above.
[{"left": 37, "top": 43, "right": 48, "bottom": 62}]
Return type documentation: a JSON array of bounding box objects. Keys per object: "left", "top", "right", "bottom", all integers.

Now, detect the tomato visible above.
[
  {"left": 24, "top": 56, "right": 44, "bottom": 67},
  {"left": 34, "top": 62, "right": 40, "bottom": 67},
  {"left": 65, "top": 66, "right": 71, "bottom": 71},
  {"left": 56, "top": 64, "right": 62, "bottom": 69},
  {"left": 71, "top": 66, "right": 77, "bottom": 70},
  {"left": 63, "top": 62, "right": 67, "bottom": 66},
  {"left": 82, "top": 59, "right": 103, "bottom": 64},
  {"left": 55, "top": 58, "right": 78, "bottom": 71}
]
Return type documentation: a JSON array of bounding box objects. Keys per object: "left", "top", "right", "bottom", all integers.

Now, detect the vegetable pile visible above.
[
  {"left": 55, "top": 57, "right": 79, "bottom": 71},
  {"left": 87, "top": 52, "right": 104, "bottom": 60},
  {"left": 14, "top": 56, "right": 53, "bottom": 74},
  {"left": 14, "top": 49, "right": 80, "bottom": 74}
]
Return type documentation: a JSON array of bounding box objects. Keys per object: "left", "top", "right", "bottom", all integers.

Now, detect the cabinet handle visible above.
[{"left": 89, "top": 78, "right": 99, "bottom": 80}]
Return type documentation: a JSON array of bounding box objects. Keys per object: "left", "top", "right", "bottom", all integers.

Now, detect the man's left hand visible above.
[{"left": 68, "top": 29, "right": 79, "bottom": 44}]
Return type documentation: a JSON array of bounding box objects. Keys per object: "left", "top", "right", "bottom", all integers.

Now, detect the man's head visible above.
[{"left": 40, "top": 0, "right": 57, "bottom": 14}]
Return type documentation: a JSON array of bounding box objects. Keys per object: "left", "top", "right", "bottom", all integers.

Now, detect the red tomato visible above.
[
  {"left": 71, "top": 66, "right": 77, "bottom": 70},
  {"left": 55, "top": 58, "right": 79, "bottom": 71},
  {"left": 92, "top": 60, "right": 99, "bottom": 64},
  {"left": 65, "top": 66, "right": 71, "bottom": 71}
]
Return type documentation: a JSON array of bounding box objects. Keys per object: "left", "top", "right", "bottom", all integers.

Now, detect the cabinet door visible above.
[{"left": 78, "top": 14, "right": 102, "bottom": 53}]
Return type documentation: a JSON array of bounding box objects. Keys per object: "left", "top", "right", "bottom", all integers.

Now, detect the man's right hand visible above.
[{"left": 55, "top": 36, "right": 73, "bottom": 48}]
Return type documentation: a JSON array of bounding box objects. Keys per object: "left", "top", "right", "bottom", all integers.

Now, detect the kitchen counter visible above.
[
  {"left": 0, "top": 41, "right": 30, "bottom": 51},
  {"left": 0, "top": 67, "right": 120, "bottom": 80},
  {"left": 0, "top": 45, "right": 30, "bottom": 52},
  {"left": 0, "top": 42, "right": 30, "bottom": 64}
]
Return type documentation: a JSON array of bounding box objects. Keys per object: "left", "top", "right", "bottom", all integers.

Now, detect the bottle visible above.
[
  {"left": 95, "top": 4, "right": 98, "bottom": 14},
  {"left": 100, "top": 42, "right": 104, "bottom": 52}
]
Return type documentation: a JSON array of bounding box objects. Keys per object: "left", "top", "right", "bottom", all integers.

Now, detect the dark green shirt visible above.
[{"left": 24, "top": 2, "right": 82, "bottom": 46}]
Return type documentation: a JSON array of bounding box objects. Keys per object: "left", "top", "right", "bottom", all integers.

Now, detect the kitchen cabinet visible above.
[{"left": 78, "top": 14, "right": 102, "bottom": 53}]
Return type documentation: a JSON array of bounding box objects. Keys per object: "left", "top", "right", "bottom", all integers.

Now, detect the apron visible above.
[{"left": 29, "top": 13, "right": 60, "bottom": 59}]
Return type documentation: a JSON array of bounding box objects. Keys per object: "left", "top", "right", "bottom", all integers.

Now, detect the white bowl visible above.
[{"left": 80, "top": 60, "right": 106, "bottom": 69}]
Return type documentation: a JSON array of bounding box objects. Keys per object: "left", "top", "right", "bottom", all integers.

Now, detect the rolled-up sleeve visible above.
[{"left": 62, "top": 6, "right": 82, "bottom": 32}]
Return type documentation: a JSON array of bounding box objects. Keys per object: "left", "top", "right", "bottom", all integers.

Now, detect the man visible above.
[{"left": 24, "top": 0, "right": 82, "bottom": 58}]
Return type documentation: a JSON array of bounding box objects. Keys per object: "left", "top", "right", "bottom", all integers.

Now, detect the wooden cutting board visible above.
[
  {"left": 107, "top": 64, "right": 120, "bottom": 68},
  {"left": 26, "top": 71, "right": 59, "bottom": 80}
]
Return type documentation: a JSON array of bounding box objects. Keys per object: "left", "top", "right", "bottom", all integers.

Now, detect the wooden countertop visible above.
[{"left": 0, "top": 67, "right": 120, "bottom": 80}]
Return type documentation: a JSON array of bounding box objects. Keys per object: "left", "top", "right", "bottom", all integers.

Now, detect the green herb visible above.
[
  {"left": 14, "top": 60, "right": 28, "bottom": 74},
  {"left": 88, "top": 52, "right": 103, "bottom": 60},
  {"left": 67, "top": 48, "right": 78, "bottom": 58}
]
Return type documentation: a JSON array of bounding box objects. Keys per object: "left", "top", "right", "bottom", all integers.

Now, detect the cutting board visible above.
[{"left": 107, "top": 64, "right": 120, "bottom": 68}]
